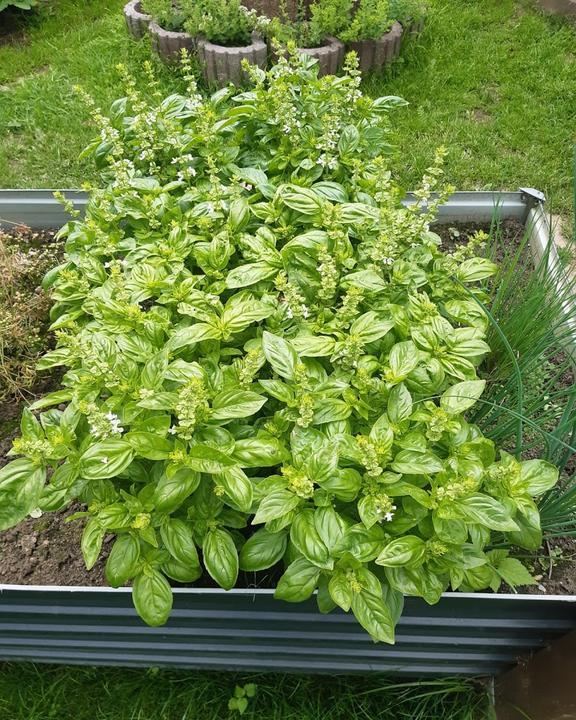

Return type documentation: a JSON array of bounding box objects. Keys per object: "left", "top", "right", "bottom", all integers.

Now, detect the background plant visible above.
[
  {"left": 465, "top": 221, "right": 576, "bottom": 540},
  {"left": 141, "top": 0, "right": 189, "bottom": 31},
  {"left": 0, "top": 227, "right": 63, "bottom": 402},
  {"left": 184, "top": 0, "right": 259, "bottom": 46},
  {"left": 0, "top": 0, "right": 38, "bottom": 12},
  {"left": 0, "top": 53, "right": 559, "bottom": 641},
  {"left": 388, "top": 0, "right": 427, "bottom": 25},
  {"left": 336, "top": 0, "right": 392, "bottom": 43}
]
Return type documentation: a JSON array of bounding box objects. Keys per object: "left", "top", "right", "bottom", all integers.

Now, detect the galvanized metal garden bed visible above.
[{"left": 0, "top": 188, "right": 574, "bottom": 676}]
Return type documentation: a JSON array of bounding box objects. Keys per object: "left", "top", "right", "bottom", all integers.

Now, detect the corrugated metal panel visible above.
[
  {"left": 0, "top": 189, "right": 531, "bottom": 229},
  {"left": 0, "top": 588, "right": 573, "bottom": 675}
]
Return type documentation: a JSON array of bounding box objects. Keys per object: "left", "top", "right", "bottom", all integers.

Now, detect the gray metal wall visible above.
[{"left": 0, "top": 588, "right": 574, "bottom": 675}]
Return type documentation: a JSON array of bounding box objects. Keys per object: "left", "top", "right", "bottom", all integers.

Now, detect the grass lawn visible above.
[{"left": 0, "top": 664, "right": 490, "bottom": 720}]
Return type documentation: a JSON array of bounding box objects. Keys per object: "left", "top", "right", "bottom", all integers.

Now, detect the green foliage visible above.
[
  {"left": 141, "top": 0, "right": 189, "bottom": 31},
  {"left": 0, "top": 664, "right": 491, "bottom": 720},
  {"left": 184, "top": 0, "right": 259, "bottom": 46},
  {"left": 228, "top": 683, "right": 257, "bottom": 715},
  {"left": 266, "top": 0, "right": 393, "bottom": 46},
  {"left": 388, "top": 0, "right": 427, "bottom": 24},
  {"left": 337, "top": 0, "right": 392, "bottom": 43},
  {"left": 469, "top": 222, "right": 576, "bottom": 539},
  {"left": 142, "top": 0, "right": 261, "bottom": 43},
  {"left": 0, "top": 0, "right": 37, "bottom": 11},
  {"left": 2, "top": 53, "right": 558, "bottom": 642}
]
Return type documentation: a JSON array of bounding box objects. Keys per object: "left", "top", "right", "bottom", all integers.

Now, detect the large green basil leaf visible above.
[
  {"left": 440, "top": 380, "right": 485, "bottom": 414},
  {"left": 232, "top": 437, "right": 289, "bottom": 467},
  {"left": 154, "top": 467, "right": 201, "bottom": 513},
  {"left": 350, "top": 589, "right": 395, "bottom": 644},
  {"left": 160, "top": 518, "right": 200, "bottom": 569},
  {"left": 387, "top": 383, "right": 412, "bottom": 423},
  {"left": 253, "top": 488, "right": 301, "bottom": 524},
  {"left": 80, "top": 440, "right": 134, "bottom": 480},
  {"left": 81, "top": 518, "right": 105, "bottom": 570},
  {"left": 456, "top": 257, "right": 497, "bottom": 282},
  {"left": 274, "top": 557, "right": 321, "bottom": 602},
  {"left": 329, "top": 572, "right": 353, "bottom": 611},
  {"left": 334, "top": 523, "right": 386, "bottom": 563},
  {"left": 262, "top": 331, "right": 299, "bottom": 380},
  {"left": 167, "top": 323, "right": 221, "bottom": 351},
  {"left": 456, "top": 494, "right": 519, "bottom": 532},
  {"left": 0, "top": 458, "right": 46, "bottom": 531},
  {"left": 314, "top": 506, "right": 346, "bottom": 551},
  {"left": 389, "top": 341, "right": 419, "bottom": 379},
  {"left": 391, "top": 449, "right": 443, "bottom": 475},
  {"left": 280, "top": 185, "right": 323, "bottom": 216},
  {"left": 239, "top": 528, "right": 288, "bottom": 571},
  {"left": 376, "top": 536, "right": 426, "bottom": 568},
  {"left": 186, "top": 444, "right": 237, "bottom": 474},
  {"left": 519, "top": 459, "right": 559, "bottom": 496},
  {"left": 226, "top": 261, "right": 278, "bottom": 289},
  {"left": 126, "top": 432, "right": 174, "bottom": 460},
  {"left": 350, "top": 312, "right": 394, "bottom": 344},
  {"left": 105, "top": 534, "right": 141, "bottom": 587},
  {"left": 211, "top": 390, "right": 267, "bottom": 420},
  {"left": 132, "top": 570, "right": 173, "bottom": 626},
  {"left": 290, "top": 509, "right": 332, "bottom": 569},
  {"left": 215, "top": 467, "right": 253, "bottom": 512},
  {"left": 203, "top": 528, "right": 238, "bottom": 590}
]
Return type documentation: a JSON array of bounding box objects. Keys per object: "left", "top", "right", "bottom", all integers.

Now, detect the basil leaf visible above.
[
  {"left": 187, "top": 444, "right": 237, "bottom": 474},
  {"left": 105, "top": 534, "right": 141, "bottom": 587},
  {"left": 376, "top": 536, "right": 427, "bottom": 568},
  {"left": 350, "top": 590, "right": 395, "bottom": 644},
  {"left": 154, "top": 468, "right": 201, "bottom": 513},
  {"left": 456, "top": 494, "right": 519, "bottom": 532},
  {"left": 262, "top": 331, "right": 298, "bottom": 380},
  {"left": 290, "top": 509, "right": 332, "bottom": 569},
  {"left": 239, "top": 528, "right": 288, "bottom": 571},
  {"left": 80, "top": 440, "right": 134, "bottom": 480},
  {"left": 253, "top": 489, "right": 301, "bottom": 525},
  {"left": 440, "top": 380, "right": 485, "bottom": 414},
  {"left": 203, "top": 528, "right": 239, "bottom": 590},
  {"left": 160, "top": 518, "right": 200, "bottom": 568},
  {"left": 211, "top": 390, "right": 267, "bottom": 420},
  {"left": 81, "top": 518, "right": 105, "bottom": 570},
  {"left": 215, "top": 466, "right": 254, "bottom": 512},
  {"left": 520, "top": 459, "right": 559, "bottom": 496},
  {"left": 274, "top": 557, "right": 321, "bottom": 602},
  {"left": 132, "top": 570, "right": 173, "bottom": 626}
]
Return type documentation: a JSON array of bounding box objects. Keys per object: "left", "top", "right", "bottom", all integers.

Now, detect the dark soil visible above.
[
  {"left": 524, "top": 537, "right": 576, "bottom": 596},
  {"left": 1, "top": 220, "right": 575, "bottom": 596},
  {"left": 432, "top": 218, "right": 526, "bottom": 258},
  {"left": 0, "top": 225, "right": 110, "bottom": 586},
  {"left": 0, "top": 7, "right": 31, "bottom": 47},
  {"left": 0, "top": 505, "right": 111, "bottom": 586}
]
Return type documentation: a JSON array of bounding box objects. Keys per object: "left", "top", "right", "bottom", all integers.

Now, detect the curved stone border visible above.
[
  {"left": 197, "top": 34, "right": 267, "bottom": 86},
  {"left": 149, "top": 21, "right": 194, "bottom": 62},
  {"left": 123, "top": 0, "right": 151, "bottom": 40},
  {"left": 297, "top": 36, "right": 345, "bottom": 77},
  {"left": 346, "top": 21, "right": 403, "bottom": 73}
]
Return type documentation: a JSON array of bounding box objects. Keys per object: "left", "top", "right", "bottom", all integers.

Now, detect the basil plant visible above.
[{"left": 1, "top": 52, "right": 558, "bottom": 641}]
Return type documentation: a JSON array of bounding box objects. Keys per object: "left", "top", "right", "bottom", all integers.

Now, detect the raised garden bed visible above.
[
  {"left": 347, "top": 21, "right": 403, "bottom": 73},
  {"left": 0, "top": 188, "right": 574, "bottom": 676},
  {"left": 197, "top": 33, "right": 268, "bottom": 86},
  {"left": 149, "top": 21, "right": 194, "bottom": 63},
  {"left": 123, "top": 0, "right": 151, "bottom": 40}
]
